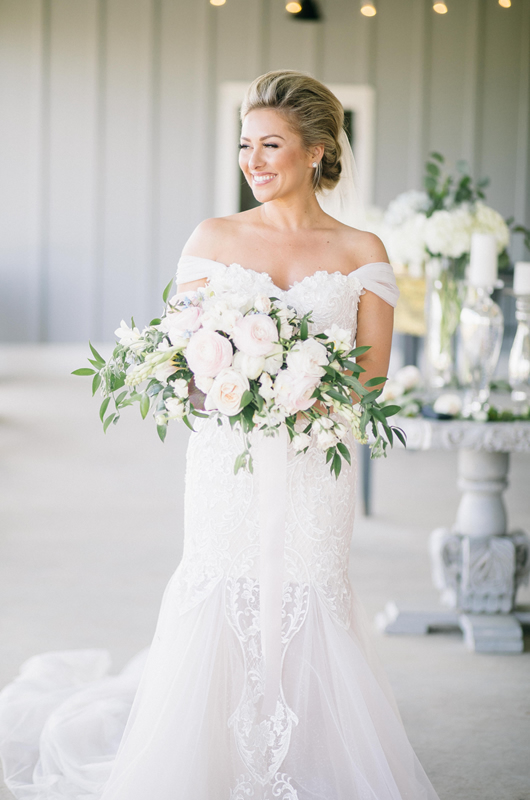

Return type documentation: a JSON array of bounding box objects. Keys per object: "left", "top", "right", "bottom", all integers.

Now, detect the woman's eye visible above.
[
  {"left": 264, "top": 144, "right": 278, "bottom": 148},
  {"left": 239, "top": 144, "right": 249, "bottom": 150}
]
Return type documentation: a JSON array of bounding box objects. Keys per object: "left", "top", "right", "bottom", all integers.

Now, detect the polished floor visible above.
[{"left": 0, "top": 344, "right": 529, "bottom": 800}]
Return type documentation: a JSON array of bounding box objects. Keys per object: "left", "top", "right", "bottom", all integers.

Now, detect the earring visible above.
[{"left": 312, "top": 162, "right": 318, "bottom": 168}]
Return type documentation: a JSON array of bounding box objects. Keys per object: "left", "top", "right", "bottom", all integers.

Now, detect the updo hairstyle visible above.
[{"left": 240, "top": 70, "right": 344, "bottom": 193}]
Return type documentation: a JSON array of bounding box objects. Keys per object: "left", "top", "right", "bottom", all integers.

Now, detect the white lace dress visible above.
[{"left": 0, "top": 259, "right": 441, "bottom": 800}]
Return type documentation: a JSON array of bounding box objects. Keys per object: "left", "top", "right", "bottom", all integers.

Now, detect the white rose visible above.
[
  {"left": 165, "top": 397, "right": 186, "bottom": 420},
  {"left": 263, "top": 342, "right": 284, "bottom": 375},
  {"left": 258, "top": 373, "right": 275, "bottom": 401},
  {"left": 254, "top": 294, "right": 272, "bottom": 314},
  {"left": 172, "top": 378, "right": 189, "bottom": 399},
  {"left": 286, "top": 339, "right": 329, "bottom": 378},
  {"left": 433, "top": 393, "right": 462, "bottom": 416},
  {"left": 311, "top": 417, "right": 334, "bottom": 434},
  {"left": 394, "top": 365, "right": 422, "bottom": 391},
  {"left": 316, "top": 429, "right": 338, "bottom": 450},
  {"left": 380, "top": 379, "right": 405, "bottom": 403},
  {"left": 232, "top": 350, "right": 266, "bottom": 380},
  {"left": 232, "top": 313, "right": 279, "bottom": 357},
  {"left": 292, "top": 432, "right": 311, "bottom": 452},
  {"left": 273, "top": 370, "right": 319, "bottom": 415},
  {"left": 205, "top": 368, "right": 249, "bottom": 416}
]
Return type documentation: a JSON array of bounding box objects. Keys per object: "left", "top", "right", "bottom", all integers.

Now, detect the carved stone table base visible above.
[
  {"left": 375, "top": 419, "right": 530, "bottom": 653},
  {"left": 375, "top": 602, "right": 529, "bottom": 653}
]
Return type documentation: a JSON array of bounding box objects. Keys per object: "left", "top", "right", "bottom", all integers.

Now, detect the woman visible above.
[{"left": 0, "top": 71, "right": 440, "bottom": 800}]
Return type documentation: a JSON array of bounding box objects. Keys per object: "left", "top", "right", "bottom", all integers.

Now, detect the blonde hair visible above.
[{"left": 240, "top": 70, "right": 344, "bottom": 192}]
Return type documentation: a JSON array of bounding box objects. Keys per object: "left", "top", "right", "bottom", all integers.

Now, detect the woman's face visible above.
[{"left": 239, "top": 108, "right": 319, "bottom": 204}]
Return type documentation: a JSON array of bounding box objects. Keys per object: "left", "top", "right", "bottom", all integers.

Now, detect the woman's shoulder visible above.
[
  {"left": 339, "top": 227, "right": 389, "bottom": 271},
  {"left": 181, "top": 212, "right": 256, "bottom": 259}
]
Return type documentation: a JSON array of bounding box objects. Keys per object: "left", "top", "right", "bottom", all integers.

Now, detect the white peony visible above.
[
  {"left": 273, "top": 370, "right": 319, "bottom": 414},
  {"left": 424, "top": 207, "right": 474, "bottom": 258},
  {"left": 201, "top": 300, "right": 242, "bottom": 334},
  {"left": 232, "top": 350, "right": 266, "bottom": 380},
  {"left": 394, "top": 365, "right": 422, "bottom": 391},
  {"left": 205, "top": 368, "right": 249, "bottom": 416},
  {"left": 172, "top": 378, "right": 189, "bottom": 399},
  {"left": 380, "top": 379, "right": 405, "bottom": 403},
  {"left": 384, "top": 190, "right": 430, "bottom": 227},
  {"left": 286, "top": 339, "right": 328, "bottom": 378},
  {"left": 433, "top": 393, "right": 462, "bottom": 416},
  {"left": 386, "top": 213, "right": 428, "bottom": 276}
]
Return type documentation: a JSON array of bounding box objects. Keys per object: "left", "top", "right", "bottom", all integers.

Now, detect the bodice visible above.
[{"left": 176, "top": 256, "right": 399, "bottom": 344}]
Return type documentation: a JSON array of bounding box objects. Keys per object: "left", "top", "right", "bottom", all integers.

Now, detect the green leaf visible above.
[
  {"left": 182, "top": 414, "right": 195, "bottom": 432},
  {"left": 360, "top": 389, "right": 380, "bottom": 405},
  {"left": 240, "top": 390, "right": 254, "bottom": 409},
  {"left": 300, "top": 317, "right": 308, "bottom": 341},
  {"left": 99, "top": 397, "right": 110, "bottom": 422},
  {"left": 326, "top": 388, "right": 347, "bottom": 404},
  {"left": 91, "top": 372, "right": 101, "bottom": 396},
  {"left": 190, "top": 409, "right": 209, "bottom": 418},
  {"left": 393, "top": 427, "right": 407, "bottom": 447},
  {"left": 162, "top": 277, "right": 174, "bottom": 303},
  {"left": 332, "top": 453, "right": 342, "bottom": 478},
  {"left": 157, "top": 423, "right": 168, "bottom": 442},
  {"left": 89, "top": 342, "right": 106, "bottom": 368},
  {"left": 140, "top": 393, "right": 150, "bottom": 419},
  {"left": 430, "top": 151, "right": 444, "bottom": 163},
  {"left": 347, "top": 345, "right": 371, "bottom": 358},
  {"left": 150, "top": 318, "right": 162, "bottom": 326},
  {"left": 72, "top": 367, "right": 96, "bottom": 376},
  {"left": 103, "top": 413, "right": 116, "bottom": 433},
  {"left": 326, "top": 447, "right": 335, "bottom": 464},
  {"left": 147, "top": 382, "right": 164, "bottom": 397},
  {"left": 337, "top": 442, "right": 351, "bottom": 465},
  {"left": 115, "top": 390, "right": 128, "bottom": 407},
  {"left": 364, "top": 376, "right": 387, "bottom": 388},
  {"left": 381, "top": 404, "right": 401, "bottom": 417}
]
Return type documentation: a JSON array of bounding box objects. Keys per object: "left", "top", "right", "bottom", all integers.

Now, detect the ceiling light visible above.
[
  {"left": 288, "top": 0, "right": 321, "bottom": 20},
  {"left": 498, "top": 0, "right": 511, "bottom": 7},
  {"left": 433, "top": 2, "right": 448, "bottom": 12},
  {"left": 360, "top": 2, "right": 377, "bottom": 16},
  {"left": 210, "top": 0, "right": 226, "bottom": 5}
]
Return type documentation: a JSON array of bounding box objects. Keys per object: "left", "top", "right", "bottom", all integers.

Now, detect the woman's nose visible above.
[{"left": 248, "top": 146, "right": 264, "bottom": 170}]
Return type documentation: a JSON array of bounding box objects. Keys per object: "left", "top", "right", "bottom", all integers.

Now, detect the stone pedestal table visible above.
[{"left": 376, "top": 418, "right": 530, "bottom": 653}]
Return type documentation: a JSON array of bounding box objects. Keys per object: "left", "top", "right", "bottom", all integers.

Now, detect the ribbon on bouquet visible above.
[{"left": 256, "top": 424, "right": 288, "bottom": 718}]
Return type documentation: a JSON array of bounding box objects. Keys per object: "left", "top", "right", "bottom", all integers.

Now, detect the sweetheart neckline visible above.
[{"left": 214, "top": 261, "right": 363, "bottom": 294}]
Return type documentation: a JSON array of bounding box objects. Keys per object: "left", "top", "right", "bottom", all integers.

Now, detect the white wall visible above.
[{"left": 0, "top": 0, "right": 529, "bottom": 342}]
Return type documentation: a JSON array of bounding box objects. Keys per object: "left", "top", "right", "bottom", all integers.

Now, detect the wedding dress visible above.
[{"left": 0, "top": 257, "right": 441, "bottom": 800}]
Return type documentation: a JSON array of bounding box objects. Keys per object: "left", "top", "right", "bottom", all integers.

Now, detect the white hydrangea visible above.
[
  {"left": 386, "top": 213, "right": 428, "bottom": 276},
  {"left": 424, "top": 206, "right": 474, "bottom": 258},
  {"left": 384, "top": 190, "right": 430, "bottom": 227},
  {"left": 472, "top": 202, "right": 510, "bottom": 253}
]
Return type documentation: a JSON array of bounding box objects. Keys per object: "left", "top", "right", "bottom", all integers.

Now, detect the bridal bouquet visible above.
[{"left": 74, "top": 280, "right": 403, "bottom": 476}]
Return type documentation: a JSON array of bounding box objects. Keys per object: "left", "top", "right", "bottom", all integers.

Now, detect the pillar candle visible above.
[
  {"left": 468, "top": 233, "right": 498, "bottom": 287},
  {"left": 513, "top": 262, "right": 530, "bottom": 296}
]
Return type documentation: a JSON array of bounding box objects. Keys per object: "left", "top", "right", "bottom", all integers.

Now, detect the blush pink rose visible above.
[
  {"left": 232, "top": 314, "right": 278, "bottom": 357},
  {"left": 186, "top": 329, "right": 233, "bottom": 377},
  {"left": 164, "top": 306, "right": 203, "bottom": 334},
  {"left": 273, "top": 369, "right": 319, "bottom": 415},
  {"left": 204, "top": 368, "right": 249, "bottom": 416}
]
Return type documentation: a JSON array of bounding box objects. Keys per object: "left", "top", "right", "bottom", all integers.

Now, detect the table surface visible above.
[{"left": 394, "top": 417, "right": 530, "bottom": 452}]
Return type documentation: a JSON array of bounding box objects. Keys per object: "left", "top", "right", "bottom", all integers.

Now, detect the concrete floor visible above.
[{"left": 0, "top": 344, "right": 529, "bottom": 800}]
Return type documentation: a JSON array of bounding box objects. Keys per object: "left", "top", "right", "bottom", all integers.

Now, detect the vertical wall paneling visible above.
[
  {"left": 373, "top": 0, "right": 416, "bottom": 206},
  {"left": 479, "top": 0, "right": 523, "bottom": 218},
  {"left": 0, "top": 0, "right": 43, "bottom": 341},
  {"left": 147, "top": 0, "right": 162, "bottom": 312},
  {"left": 99, "top": 0, "right": 153, "bottom": 338},
  {"left": 321, "top": 0, "right": 371, "bottom": 85},
  {"left": 460, "top": 0, "right": 480, "bottom": 172},
  {"left": 406, "top": 0, "right": 429, "bottom": 191},
  {"left": 45, "top": 0, "right": 99, "bottom": 341},
  {"left": 37, "top": 0, "right": 51, "bottom": 340},
  {"left": 514, "top": 0, "right": 530, "bottom": 258}
]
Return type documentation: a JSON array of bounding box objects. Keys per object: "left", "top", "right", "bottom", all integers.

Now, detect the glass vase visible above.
[
  {"left": 424, "top": 255, "right": 468, "bottom": 388},
  {"left": 508, "top": 295, "right": 530, "bottom": 409},
  {"left": 457, "top": 286, "right": 504, "bottom": 415}
]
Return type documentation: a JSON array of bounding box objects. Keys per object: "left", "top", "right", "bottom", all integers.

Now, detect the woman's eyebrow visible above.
[{"left": 240, "top": 134, "right": 286, "bottom": 142}]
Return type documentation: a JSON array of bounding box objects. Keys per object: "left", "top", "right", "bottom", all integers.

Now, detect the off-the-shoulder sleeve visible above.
[
  {"left": 353, "top": 262, "right": 399, "bottom": 308},
  {"left": 176, "top": 255, "right": 222, "bottom": 285}
]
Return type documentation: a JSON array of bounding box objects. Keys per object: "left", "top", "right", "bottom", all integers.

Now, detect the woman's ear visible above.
[{"left": 309, "top": 144, "right": 325, "bottom": 166}]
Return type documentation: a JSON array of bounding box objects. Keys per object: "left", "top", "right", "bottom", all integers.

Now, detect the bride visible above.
[{"left": 0, "top": 71, "right": 440, "bottom": 800}]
